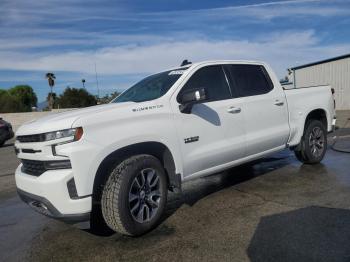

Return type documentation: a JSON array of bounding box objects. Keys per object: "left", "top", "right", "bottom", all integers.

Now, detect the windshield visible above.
[{"left": 113, "top": 67, "right": 188, "bottom": 103}]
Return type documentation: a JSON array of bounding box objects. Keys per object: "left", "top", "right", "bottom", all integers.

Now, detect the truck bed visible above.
[{"left": 284, "top": 85, "right": 336, "bottom": 147}]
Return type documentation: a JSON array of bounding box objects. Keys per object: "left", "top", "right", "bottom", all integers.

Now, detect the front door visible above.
[{"left": 171, "top": 65, "right": 246, "bottom": 179}]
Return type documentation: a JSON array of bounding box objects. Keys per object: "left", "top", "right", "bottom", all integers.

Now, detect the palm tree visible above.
[
  {"left": 82, "top": 79, "right": 86, "bottom": 88},
  {"left": 45, "top": 72, "right": 56, "bottom": 110}
]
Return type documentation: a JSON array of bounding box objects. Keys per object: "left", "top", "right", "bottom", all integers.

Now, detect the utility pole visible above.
[{"left": 94, "top": 62, "right": 100, "bottom": 101}]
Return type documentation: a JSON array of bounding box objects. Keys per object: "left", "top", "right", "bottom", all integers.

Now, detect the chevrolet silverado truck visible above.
[{"left": 15, "top": 60, "right": 336, "bottom": 236}]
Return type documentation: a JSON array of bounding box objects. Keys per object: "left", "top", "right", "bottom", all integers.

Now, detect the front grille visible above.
[
  {"left": 21, "top": 159, "right": 46, "bottom": 176},
  {"left": 20, "top": 159, "right": 72, "bottom": 176},
  {"left": 17, "top": 134, "right": 44, "bottom": 143}
]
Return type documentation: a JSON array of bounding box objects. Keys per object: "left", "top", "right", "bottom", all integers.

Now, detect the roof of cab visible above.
[
  {"left": 164, "top": 60, "right": 266, "bottom": 74},
  {"left": 175, "top": 59, "right": 265, "bottom": 69}
]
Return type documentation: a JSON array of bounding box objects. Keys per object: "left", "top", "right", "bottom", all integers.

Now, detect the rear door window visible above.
[{"left": 228, "top": 65, "right": 273, "bottom": 97}]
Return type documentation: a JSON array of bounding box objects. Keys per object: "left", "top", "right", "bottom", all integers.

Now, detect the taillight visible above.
[{"left": 331, "top": 88, "right": 336, "bottom": 109}]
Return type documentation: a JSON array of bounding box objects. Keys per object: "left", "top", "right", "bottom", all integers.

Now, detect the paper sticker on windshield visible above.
[{"left": 169, "top": 70, "right": 186, "bottom": 75}]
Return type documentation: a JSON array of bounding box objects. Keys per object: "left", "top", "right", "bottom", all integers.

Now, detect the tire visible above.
[
  {"left": 89, "top": 204, "right": 115, "bottom": 236},
  {"left": 101, "top": 154, "right": 168, "bottom": 236},
  {"left": 0, "top": 140, "right": 4, "bottom": 147},
  {"left": 294, "top": 120, "right": 327, "bottom": 164}
]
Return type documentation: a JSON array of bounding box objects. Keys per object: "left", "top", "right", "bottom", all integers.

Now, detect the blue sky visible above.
[{"left": 0, "top": 0, "right": 350, "bottom": 102}]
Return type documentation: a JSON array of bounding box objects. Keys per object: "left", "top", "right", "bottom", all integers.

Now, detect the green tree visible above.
[
  {"left": 57, "top": 87, "right": 97, "bottom": 108},
  {"left": 109, "top": 91, "right": 121, "bottom": 101},
  {"left": 8, "top": 85, "right": 37, "bottom": 111},
  {"left": 98, "top": 91, "right": 121, "bottom": 104},
  {"left": 0, "top": 85, "right": 37, "bottom": 113},
  {"left": 0, "top": 90, "right": 20, "bottom": 113}
]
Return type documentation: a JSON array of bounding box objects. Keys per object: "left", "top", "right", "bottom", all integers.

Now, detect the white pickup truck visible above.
[{"left": 15, "top": 60, "right": 336, "bottom": 236}]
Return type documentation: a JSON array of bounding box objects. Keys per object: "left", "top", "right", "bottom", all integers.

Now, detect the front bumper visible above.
[
  {"left": 15, "top": 165, "right": 92, "bottom": 222},
  {"left": 17, "top": 189, "right": 90, "bottom": 223}
]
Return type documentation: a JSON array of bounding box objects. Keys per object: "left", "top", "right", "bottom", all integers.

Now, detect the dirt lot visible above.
[{"left": 1, "top": 136, "right": 350, "bottom": 262}]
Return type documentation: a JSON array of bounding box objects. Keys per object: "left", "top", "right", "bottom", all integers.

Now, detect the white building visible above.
[{"left": 285, "top": 54, "right": 350, "bottom": 110}]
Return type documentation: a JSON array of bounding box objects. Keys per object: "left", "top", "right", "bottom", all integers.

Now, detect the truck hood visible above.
[{"left": 16, "top": 102, "right": 134, "bottom": 136}]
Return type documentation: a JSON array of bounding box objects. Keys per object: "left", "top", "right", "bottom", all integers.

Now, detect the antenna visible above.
[
  {"left": 94, "top": 62, "right": 100, "bottom": 99},
  {"left": 181, "top": 59, "right": 192, "bottom": 66}
]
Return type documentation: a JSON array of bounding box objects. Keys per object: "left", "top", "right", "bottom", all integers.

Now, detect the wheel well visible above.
[
  {"left": 305, "top": 109, "right": 327, "bottom": 130},
  {"left": 92, "top": 142, "right": 178, "bottom": 202}
]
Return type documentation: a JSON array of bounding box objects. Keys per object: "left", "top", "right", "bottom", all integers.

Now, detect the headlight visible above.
[{"left": 44, "top": 127, "right": 83, "bottom": 142}]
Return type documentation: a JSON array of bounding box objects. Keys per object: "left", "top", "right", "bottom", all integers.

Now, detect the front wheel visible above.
[
  {"left": 294, "top": 120, "right": 327, "bottom": 164},
  {"left": 101, "top": 154, "right": 167, "bottom": 236}
]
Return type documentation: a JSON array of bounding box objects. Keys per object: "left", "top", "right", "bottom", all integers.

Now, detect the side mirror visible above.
[{"left": 179, "top": 88, "right": 207, "bottom": 114}]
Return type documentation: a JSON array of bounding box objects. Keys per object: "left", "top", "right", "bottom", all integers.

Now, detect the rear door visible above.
[
  {"left": 227, "top": 64, "right": 289, "bottom": 156},
  {"left": 171, "top": 65, "right": 246, "bottom": 178}
]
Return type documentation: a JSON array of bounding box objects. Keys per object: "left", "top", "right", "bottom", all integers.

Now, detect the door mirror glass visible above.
[
  {"left": 179, "top": 88, "right": 207, "bottom": 113},
  {"left": 179, "top": 88, "right": 207, "bottom": 104}
]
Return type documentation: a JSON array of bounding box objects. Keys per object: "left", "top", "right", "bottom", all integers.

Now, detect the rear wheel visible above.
[
  {"left": 294, "top": 120, "right": 327, "bottom": 164},
  {"left": 101, "top": 154, "right": 167, "bottom": 236}
]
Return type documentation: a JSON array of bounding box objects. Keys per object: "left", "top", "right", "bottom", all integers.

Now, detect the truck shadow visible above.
[
  {"left": 192, "top": 104, "right": 221, "bottom": 126},
  {"left": 163, "top": 151, "right": 292, "bottom": 220},
  {"left": 247, "top": 206, "right": 350, "bottom": 262}
]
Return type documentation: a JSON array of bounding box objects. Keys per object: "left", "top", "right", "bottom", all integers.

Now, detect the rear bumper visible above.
[
  {"left": 17, "top": 189, "right": 90, "bottom": 223},
  {"left": 0, "top": 129, "right": 13, "bottom": 141},
  {"left": 331, "top": 117, "right": 337, "bottom": 133},
  {"left": 9, "top": 129, "right": 14, "bottom": 139}
]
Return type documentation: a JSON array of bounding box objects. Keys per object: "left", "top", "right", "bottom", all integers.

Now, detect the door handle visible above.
[
  {"left": 227, "top": 106, "right": 241, "bottom": 114},
  {"left": 274, "top": 100, "right": 284, "bottom": 106}
]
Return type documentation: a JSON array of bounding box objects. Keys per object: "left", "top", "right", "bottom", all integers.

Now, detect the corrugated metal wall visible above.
[{"left": 293, "top": 57, "right": 350, "bottom": 110}]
